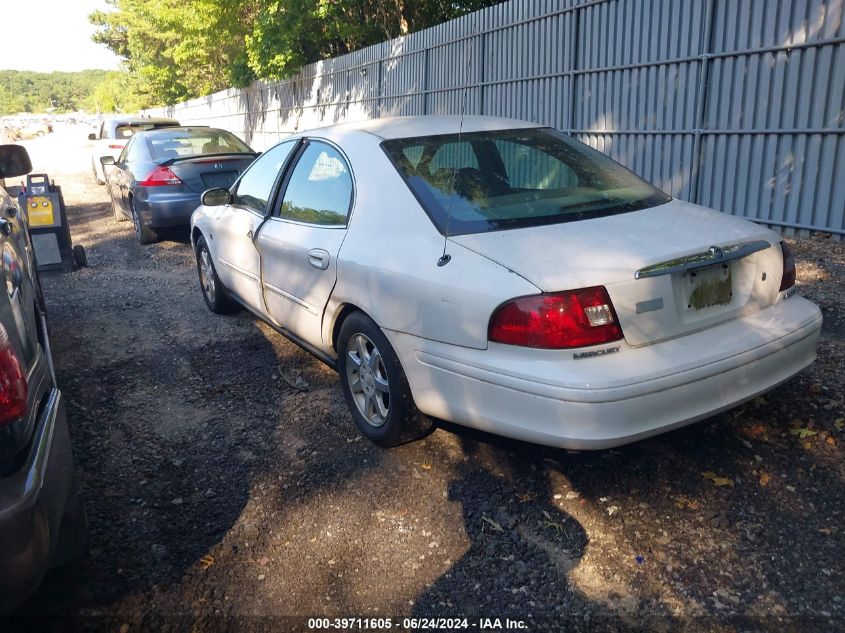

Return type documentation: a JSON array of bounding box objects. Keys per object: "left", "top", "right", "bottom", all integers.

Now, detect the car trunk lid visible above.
[
  {"left": 451, "top": 199, "right": 784, "bottom": 346},
  {"left": 164, "top": 154, "right": 257, "bottom": 193}
]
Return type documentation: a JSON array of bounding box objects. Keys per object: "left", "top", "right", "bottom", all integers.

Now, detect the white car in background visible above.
[
  {"left": 89, "top": 116, "right": 179, "bottom": 185},
  {"left": 190, "top": 116, "right": 822, "bottom": 449}
]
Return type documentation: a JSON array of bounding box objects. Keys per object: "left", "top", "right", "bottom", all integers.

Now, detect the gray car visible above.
[
  {"left": 0, "top": 144, "right": 87, "bottom": 611},
  {"left": 102, "top": 126, "right": 257, "bottom": 244}
]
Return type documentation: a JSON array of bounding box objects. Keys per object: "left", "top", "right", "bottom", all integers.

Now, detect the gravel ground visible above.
[{"left": 6, "top": 127, "right": 844, "bottom": 633}]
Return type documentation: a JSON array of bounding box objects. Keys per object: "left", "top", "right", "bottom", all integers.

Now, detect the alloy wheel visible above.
[
  {"left": 131, "top": 205, "right": 141, "bottom": 239},
  {"left": 199, "top": 248, "right": 216, "bottom": 302},
  {"left": 345, "top": 333, "right": 390, "bottom": 427}
]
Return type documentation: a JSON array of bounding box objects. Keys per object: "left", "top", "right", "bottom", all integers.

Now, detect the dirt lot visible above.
[{"left": 7, "top": 126, "right": 845, "bottom": 632}]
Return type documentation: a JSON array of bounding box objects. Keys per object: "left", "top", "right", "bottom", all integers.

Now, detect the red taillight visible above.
[
  {"left": 139, "top": 165, "right": 183, "bottom": 187},
  {"left": 779, "top": 242, "right": 796, "bottom": 291},
  {"left": 489, "top": 286, "right": 624, "bottom": 349},
  {"left": 0, "top": 323, "right": 27, "bottom": 427}
]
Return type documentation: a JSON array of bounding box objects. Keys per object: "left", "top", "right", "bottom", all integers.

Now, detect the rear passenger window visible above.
[
  {"left": 278, "top": 142, "right": 352, "bottom": 226},
  {"left": 127, "top": 138, "right": 147, "bottom": 162},
  {"left": 117, "top": 138, "right": 133, "bottom": 163}
]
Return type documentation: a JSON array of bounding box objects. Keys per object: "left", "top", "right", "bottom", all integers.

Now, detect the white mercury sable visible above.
[{"left": 190, "top": 116, "right": 822, "bottom": 449}]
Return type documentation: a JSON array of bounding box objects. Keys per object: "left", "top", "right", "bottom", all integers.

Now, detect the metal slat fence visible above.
[{"left": 144, "top": 0, "right": 845, "bottom": 237}]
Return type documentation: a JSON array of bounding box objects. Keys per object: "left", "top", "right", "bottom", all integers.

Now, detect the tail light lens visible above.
[
  {"left": 779, "top": 242, "right": 795, "bottom": 291},
  {"left": 0, "top": 323, "right": 27, "bottom": 427},
  {"left": 489, "top": 286, "right": 624, "bottom": 349},
  {"left": 139, "top": 166, "right": 183, "bottom": 187}
]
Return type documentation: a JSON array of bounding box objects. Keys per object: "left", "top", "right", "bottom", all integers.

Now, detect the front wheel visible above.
[
  {"left": 195, "top": 236, "right": 238, "bottom": 314},
  {"left": 111, "top": 194, "right": 127, "bottom": 223},
  {"left": 337, "top": 312, "right": 431, "bottom": 446}
]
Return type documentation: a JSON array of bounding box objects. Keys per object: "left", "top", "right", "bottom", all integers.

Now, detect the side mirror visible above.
[
  {"left": 0, "top": 145, "right": 32, "bottom": 179},
  {"left": 88, "top": 133, "right": 97, "bottom": 141},
  {"left": 100, "top": 156, "right": 115, "bottom": 166},
  {"left": 201, "top": 188, "right": 230, "bottom": 206}
]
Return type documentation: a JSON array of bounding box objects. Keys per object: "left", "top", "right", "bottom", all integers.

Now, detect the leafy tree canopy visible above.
[
  {"left": 90, "top": 0, "right": 502, "bottom": 106},
  {"left": 0, "top": 69, "right": 146, "bottom": 115}
]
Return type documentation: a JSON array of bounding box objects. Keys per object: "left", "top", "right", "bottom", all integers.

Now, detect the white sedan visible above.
[{"left": 190, "top": 116, "right": 822, "bottom": 449}]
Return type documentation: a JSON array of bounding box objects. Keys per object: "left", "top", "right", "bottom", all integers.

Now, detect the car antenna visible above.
[{"left": 437, "top": 26, "right": 474, "bottom": 267}]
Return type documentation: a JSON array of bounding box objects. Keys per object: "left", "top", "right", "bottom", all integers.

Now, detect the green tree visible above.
[
  {"left": 90, "top": 0, "right": 257, "bottom": 105},
  {"left": 244, "top": 0, "right": 502, "bottom": 81},
  {"left": 90, "top": 0, "right": 503, "bottom": 104},
  {"left": 0, "top": 69, "right": 126, "bottom": 114}
]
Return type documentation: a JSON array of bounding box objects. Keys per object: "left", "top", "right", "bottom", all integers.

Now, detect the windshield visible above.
[
  {"left": 382, "top": 128, "right": 670, "bottom": 235},
  {"left": 146, "top": 129, "right": 253, "bottom": 161}
]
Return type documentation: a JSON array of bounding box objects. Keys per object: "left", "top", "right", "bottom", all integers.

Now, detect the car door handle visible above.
[{"left": 307, "top": 249, "right": 330, "bottom": 270}]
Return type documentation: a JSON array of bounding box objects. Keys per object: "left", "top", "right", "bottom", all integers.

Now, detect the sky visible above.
[{"left": 1, "top": 0, "right": 121, "bottom": 72}]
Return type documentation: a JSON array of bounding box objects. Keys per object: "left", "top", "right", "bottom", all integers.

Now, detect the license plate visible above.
[
  {"left": 201, "top": 171, "right": 238, "bottom": 188},
  {"left": 686, "top": 263, "right": 732, "bottom": 310}
]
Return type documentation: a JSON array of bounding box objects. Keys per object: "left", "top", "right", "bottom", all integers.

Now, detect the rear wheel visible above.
[
  {"left": 195, "top": 236, "right": 238, "bottom": 314},
  {"left": 337, "top": 312, "right": 431, "bottom": 446},
  {"left": 53, "top": 483, "right": 89, "bottom": 567},
  {"left": 131, "top": 200, "right": 160, "bottom": 245}
]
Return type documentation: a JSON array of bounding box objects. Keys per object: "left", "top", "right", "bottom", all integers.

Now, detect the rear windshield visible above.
[
  {"left": 113, "top": 122, "right": 177, "bottom": 139},
  {"left": 146, "top": 129, "right": 253, "bottom": 161},
  {"left": 382, "top": 128, "right": 670, "bottom": 235}
]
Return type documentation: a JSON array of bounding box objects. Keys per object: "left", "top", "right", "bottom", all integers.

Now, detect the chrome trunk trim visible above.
[{"left": 634, "top": 240, "right": 772, "bottom": 279}]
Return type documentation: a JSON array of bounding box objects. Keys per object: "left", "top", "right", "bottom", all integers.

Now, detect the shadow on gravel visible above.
[
  {"left": 411, "top": 468, "right": 595, "bottom": 627},
  {"left": 432, "top": 399, "right": 843, "bottom": 632},
  {"left": 10, "top": 211, "right": 304, "bottom": 619}
]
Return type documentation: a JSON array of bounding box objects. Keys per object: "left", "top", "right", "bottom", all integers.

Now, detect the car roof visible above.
[
  {"left": 104, "top": 117, "right": 180, "bottom": 131},
  {"left": 104, "top": 116, "right": 178, "bottom": 125},
  {"left": 137, "top": 126, "right": 220, "bottom": 136},
  {"left": 301, "top": 115, "right": 543, "bottom": 141}
]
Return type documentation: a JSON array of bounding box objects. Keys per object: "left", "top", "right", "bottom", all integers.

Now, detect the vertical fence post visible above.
[
  {"left": 567, "top": 3, "right": 581, "bottom": 135},
  {"left": 689, "top": 0, "right": 718, "bottom": 204},
  {"left": 244, "top": 83, "right": 253, "bottom": 145},
  {"left": 345, "top": 68, "right": 351, "bottom": 120},
  {"left": 478, "top": 27, "right": 486, "bottom": 115},
  {"left": 377, "top": 49, "right": 384, "bottom": 118},
  {"left": 423, "top": 47, "right": 430, "bottom": 115}
]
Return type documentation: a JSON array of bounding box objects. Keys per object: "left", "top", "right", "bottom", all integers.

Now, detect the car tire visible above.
[
  {"left": 53, "top": 482, "right": 89, "bottom": 567},
  {"left": 111, "top": 195, "right": 127, "bottom": 223},
  {"left": 195, "top": 236, "right": 239, "bottom": 314},
  {"left": 131, "top": 200, "right": 159, "bottom": 245},
  {"left": 337, "top": 312, "right": 432, "bottom": 447},
  {"left": 92, "top": 159, "right": 105, "bottom": 186}
]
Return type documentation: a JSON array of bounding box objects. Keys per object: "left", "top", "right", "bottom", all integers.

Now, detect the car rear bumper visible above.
[
  {"left": 388, "top": 295, "right": 823, "bottom": 449},
  {"left": 0, "top": 388, "right": 83, "bottom": 611},
  {"left": 135, "top": 190, "right": 201, "bottom": 228}
]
